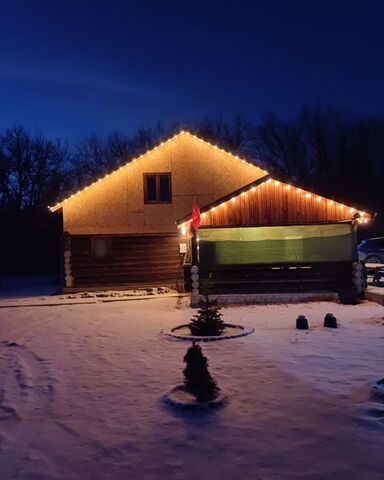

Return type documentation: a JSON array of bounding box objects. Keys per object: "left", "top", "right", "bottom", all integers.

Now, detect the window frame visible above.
[
  {"left": 91, "top": 236, "right": 113, "bottom": 262},
  {"left": 143, "top": 172, "right": 172, "bottom": 204}
]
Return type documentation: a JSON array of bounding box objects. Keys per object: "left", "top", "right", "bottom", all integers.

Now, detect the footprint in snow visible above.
[{"left": 0, "top": 404, "right": 20, "bottom": 421}]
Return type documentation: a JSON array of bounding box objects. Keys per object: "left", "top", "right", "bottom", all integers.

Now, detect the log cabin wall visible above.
[
  {"left": 198, "top": 179, "right": 366, "bottom": 227},
  {"left": 68, "top": 234, "right": 183, "bottom": 290}
]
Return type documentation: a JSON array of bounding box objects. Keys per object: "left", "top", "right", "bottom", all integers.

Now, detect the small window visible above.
[
  {"left": 144, "top": 173, "right": 171, "bottom": 203},
  {"left": 91, "top": 237, "right": 112, "bottom": 261}
]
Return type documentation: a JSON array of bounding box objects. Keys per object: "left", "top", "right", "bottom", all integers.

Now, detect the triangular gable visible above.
[
  {"left": 177, "top": 176, "right": 371, "bottom": 227},
  {"left": 49, "top": 130, "right": 267, "bottom": 212}
]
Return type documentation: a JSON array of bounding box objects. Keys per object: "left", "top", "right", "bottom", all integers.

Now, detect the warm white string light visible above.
[
  {"left": 49, "top": 129, "right": 267, "bottom": 212},
  {"left": 178, "top": 176, "right": 370, "bottom": 228}
]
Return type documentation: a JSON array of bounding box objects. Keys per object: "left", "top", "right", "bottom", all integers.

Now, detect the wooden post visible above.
[
  {"left": 190, "top": 226, "right": 200, "bottom": 306},
  {"left": 62, "top": 231, "right": 74, "bottom": 289},
  {"left": 191, "top": 226, "right": 199, "bottom": 266},
  {"left": 191, "top": 265, "right": 199, "bottom": 307}
]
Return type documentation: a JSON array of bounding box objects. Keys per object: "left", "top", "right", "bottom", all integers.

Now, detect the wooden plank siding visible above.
[
  {"left": 69, "top": 234, "right": 183, "bottom": 289},
  {"left": 196, "top": 179, "right": 365, "bottom": 227}
]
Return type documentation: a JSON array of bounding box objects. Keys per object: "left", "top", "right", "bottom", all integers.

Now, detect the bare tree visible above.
[
  {"left": 0, "top": 125, "right": 70, "bottom": 217},
  {"left": 254, "top": 113, "right": 308, "bottom": 180},
  {"left": 195, "top": 115, "right": 256, "bottom": 158},
  {"left": 71, "top": 124, "right": 171, "bottom": 188},
  {"left": 254, "top": 107, "right": 384, "bottom": 215}
]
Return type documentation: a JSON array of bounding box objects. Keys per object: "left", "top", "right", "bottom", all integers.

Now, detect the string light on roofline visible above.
[
  {"left": 49, "top": 129, "right": 266, "bottom": 211},
  {"left": 197, "top": 176, "right": 371, "bottom": 224}
]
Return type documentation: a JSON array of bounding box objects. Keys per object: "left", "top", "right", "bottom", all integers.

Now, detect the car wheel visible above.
[{"left": 365, "top": 255, "right": 384, "bottom": 264}]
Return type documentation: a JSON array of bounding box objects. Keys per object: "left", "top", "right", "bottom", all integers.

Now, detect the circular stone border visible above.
[
  {"left": 162, "top": 385, "right": 228, "bottom": 411},
  {"left": 161, "top": 323, "right": 254, "bottom": 342}
]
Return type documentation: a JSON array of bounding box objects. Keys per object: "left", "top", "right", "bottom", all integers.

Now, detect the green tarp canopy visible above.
[{"left": 197, "top": 224, "right": 356, "bottom": 266}]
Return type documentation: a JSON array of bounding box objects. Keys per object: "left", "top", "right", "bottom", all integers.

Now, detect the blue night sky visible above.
[{"left": 1, "top": 0, "right": 383, "bottom": 139}]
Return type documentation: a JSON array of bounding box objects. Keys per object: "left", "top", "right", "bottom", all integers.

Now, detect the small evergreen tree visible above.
[
  {"left": 183, "top": 342, "right": 218, "bottom": 402},
  {"left": 189, "top": 296, "right": 225, "bottom": 336}
]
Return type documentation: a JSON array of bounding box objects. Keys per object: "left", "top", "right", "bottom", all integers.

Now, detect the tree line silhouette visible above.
[{"left": 0, "top": 106, "right": 383, "bottom": 274}]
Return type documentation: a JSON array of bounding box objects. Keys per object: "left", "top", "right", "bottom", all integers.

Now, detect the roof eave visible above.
[{"left": 177, "top": 173, "right": 271, "bottom": 225}]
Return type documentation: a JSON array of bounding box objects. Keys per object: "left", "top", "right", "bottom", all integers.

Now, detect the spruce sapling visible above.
[
  {"left": 183, "top": 342, "right": 218, "bottom": 402},
  {"left": 189, "top": 296, "right": 225, "bottom": 336}
]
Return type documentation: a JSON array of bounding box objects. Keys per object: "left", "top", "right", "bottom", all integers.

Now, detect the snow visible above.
[
  {"left": 0, "top": 278, "right": 180, "bottom": 307},
  {"left": 0, "top": 297, "right": 383, "bottom": 480}
]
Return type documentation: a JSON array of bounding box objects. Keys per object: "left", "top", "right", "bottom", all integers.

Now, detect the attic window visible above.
[{"left": 144, "top": 173, "right": 172, "bottom": 203}]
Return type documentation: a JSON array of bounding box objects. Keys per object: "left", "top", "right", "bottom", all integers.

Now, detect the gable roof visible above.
[
  {"left": 177, "top": 175, "right": 371, "bottom": 226},
  {"left": 49, "top": 129, "right": 267, "bottom": 212}
]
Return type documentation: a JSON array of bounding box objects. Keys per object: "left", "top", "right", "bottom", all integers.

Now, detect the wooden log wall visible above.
[
  {"left": 199, "top": 180, "right": 365, "bottom": 227},
  {"left": 198, "top": 262, "right": 354, "bottom": 294},
  {"left": 69, "top": 234, "right": 183, "bottom": 289}
]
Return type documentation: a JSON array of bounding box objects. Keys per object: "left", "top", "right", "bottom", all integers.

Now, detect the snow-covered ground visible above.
[{"left": 0, "top": 297, "right": 383, "bottom": 480}]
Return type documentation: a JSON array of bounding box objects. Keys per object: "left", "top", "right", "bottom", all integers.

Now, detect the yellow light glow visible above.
[
  {"left": 285, "top": 184, "right": 291, "bottom": 190},
  {"left": 231, "top": 197, "right": 236, "bottom": 203},
  {"left": 267, "top": 178, "right": 272, "bottom": 183},
  {"left": 305, "top": 193, "right": 311, "bottom": 199},
  {"left": 274, "top": 181, "right": 280, "bottom": 186},
  {"left": 50, "top": 127, "right": 270, "bottom": 211},
  {"left": 363, "top": 218, "right": 368, "bottom": 224},
  {"left": 328, "top": 200, "right": 334, "bottom": 205},
  {"left": 181, "top": 224, "right": 187, "bottom": 236},
  {"left": 316, "top": 197, "right": 322, "bottom": 202}
]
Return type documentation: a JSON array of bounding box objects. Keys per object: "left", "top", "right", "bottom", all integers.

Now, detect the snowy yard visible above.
[{"left": 0, "top": 297, "right": 383, "bottom": 480}]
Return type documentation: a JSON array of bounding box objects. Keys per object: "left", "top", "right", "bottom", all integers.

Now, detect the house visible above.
[{"left": 50, "top": 130, "right": 370, "bottom": 300}]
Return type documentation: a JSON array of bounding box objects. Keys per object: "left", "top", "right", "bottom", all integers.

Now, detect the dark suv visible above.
[{"left": 358, "top": 237, "right": 384, "bottom": 264}]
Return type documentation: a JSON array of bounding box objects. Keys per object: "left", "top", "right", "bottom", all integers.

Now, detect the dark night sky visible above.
[{"left": 1, "top": 0, "right": 383, "bottom": 139}]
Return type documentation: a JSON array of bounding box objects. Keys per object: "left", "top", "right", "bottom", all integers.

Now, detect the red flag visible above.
[{"left": 191, "top": 201, "right": 201, "bottom": 230}]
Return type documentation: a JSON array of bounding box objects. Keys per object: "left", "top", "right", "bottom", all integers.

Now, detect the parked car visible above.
[{"left": 358, "top": 237, "right": 384, "bottom": 264}]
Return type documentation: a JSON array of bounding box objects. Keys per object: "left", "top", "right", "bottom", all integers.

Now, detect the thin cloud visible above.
[{"left": 0, "top": 65, "right": 157, "bottom": 96}]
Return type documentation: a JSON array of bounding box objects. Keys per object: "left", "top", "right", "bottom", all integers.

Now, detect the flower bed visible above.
[{"left": 161, "top": 323, "right": 254, "bottom": 341}]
